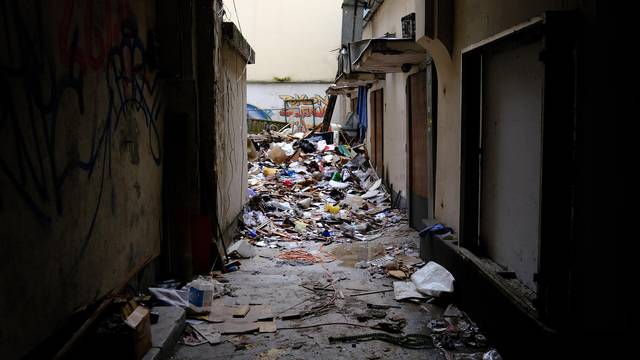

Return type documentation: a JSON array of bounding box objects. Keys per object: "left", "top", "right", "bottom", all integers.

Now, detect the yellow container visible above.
[
  {"left": 324, "top": 204, "right": 340, "bottom": 214},
  {"left": 263, "top": 167, "right": 278, "bottom": 177}
]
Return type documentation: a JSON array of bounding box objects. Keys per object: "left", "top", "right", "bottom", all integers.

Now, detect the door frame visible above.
[
  {"left": 406, "top": 58, "right": 437, "bottom": 228},
  {"left": 370, "top": 88, "right": 384, "bottom": 177},
  {"left": 459, "top": 13, "right": 576, "bottom": 325}
]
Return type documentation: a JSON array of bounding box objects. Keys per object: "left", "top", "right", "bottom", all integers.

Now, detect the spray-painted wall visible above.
[
  {"left": 247, "top": 82, "right": 345, "bottom": 128},
  {"left": 0, "top": 1, "right": 163, "bottom": 358}
]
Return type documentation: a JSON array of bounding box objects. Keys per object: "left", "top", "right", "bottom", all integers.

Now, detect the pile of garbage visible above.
[{"left": 242, "top": 130, "right": 405, "bottom": 247}]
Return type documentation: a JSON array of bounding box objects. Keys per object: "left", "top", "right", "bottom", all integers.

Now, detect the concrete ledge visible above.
[
  {"left": 222, "top": 22, "right": 255, "bottom": 64},
  {"left": 142, "top": 348, "right": 161, "bottom": 360},
  {"left": 420, "top": 235, "right": 559, "bottom": 359},
  {"left": 143, "top": 306, "right": 185, "bottom": 360}
]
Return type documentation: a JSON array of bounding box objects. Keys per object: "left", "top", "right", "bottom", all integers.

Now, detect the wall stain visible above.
[{"left": 0, "top": 0, "right": 162, "bottom": 256}]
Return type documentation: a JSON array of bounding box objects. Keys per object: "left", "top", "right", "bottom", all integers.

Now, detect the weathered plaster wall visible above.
[
  {"left": 247, "top": 82, "right": 345, "bottom": 127},
  {"left": 363, "top": 0, "right": 416, "bottom": 39},
  {"left": 226, "top": 0, "right": 343, "bottom": 82},
  {"left": 0, "top": 1, "right": 163, "bottom": 358},
  {"left": 362, "top": 0, "right": 417, "bottom": 207},
  {"left": 215, "top": 38, "right": 249, "bottom": 241},
  {"left": 415, "top": 0, "right": 577, "bottom": 231}
]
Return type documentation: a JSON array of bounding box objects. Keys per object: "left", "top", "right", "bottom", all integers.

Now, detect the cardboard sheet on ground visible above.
[
  {"left": 192, "top": 323, "right": 222, "bottom": 344},
  {"left": 205, "top": 300, "right": 273, "bottom": 334},
  {"left": 393, "top": 281, "right": 427, "bottom": 301}
]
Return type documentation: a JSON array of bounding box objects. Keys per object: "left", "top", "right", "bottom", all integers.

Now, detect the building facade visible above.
[
  {"left": 0, "top": 1, "right": 253, "bottom": 358},
  {"left": 227, "top": 0, "right": 347, "bottom": 130},
  {"left": 334, "top": 0, "right": 618, "bottom": 357}
]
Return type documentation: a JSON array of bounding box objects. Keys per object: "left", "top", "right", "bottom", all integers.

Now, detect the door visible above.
[
  {"left": 408, "top": 67, "right": 436, "bottom": 229},
  {"left": 370, "top": 89, "right": 384, "bottom": 177},
  {"left": 479, "top": 39, "right": 543, "bottom": 291}
]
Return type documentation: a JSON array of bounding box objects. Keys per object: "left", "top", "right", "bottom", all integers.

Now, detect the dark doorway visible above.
[{"left": 408, "top": 64, "right": 437, "bottom": 230}]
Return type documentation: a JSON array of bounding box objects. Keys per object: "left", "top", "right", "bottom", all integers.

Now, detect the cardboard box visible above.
[{"left": 125, "top": 306, "right": 152, "bottom": 359}]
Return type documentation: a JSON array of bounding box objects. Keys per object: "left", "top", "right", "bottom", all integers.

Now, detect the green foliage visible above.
[{"left": 273, "top": 76, "right": 291, "bottom": 82}]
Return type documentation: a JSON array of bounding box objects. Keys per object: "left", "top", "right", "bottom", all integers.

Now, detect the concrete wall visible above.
[
  {"left": 247, "top": 82, "right": 345, "bottom": 127},
  {"left": 414, "top": 0, "right": 578, "bottom": 231},
  {"left": 226, "top": 0, "right": 342, "bottom": 82},
  {"left": 0, "top": 0, "right": 163, "bottom": 358},
  {"left": 362, "top": 0, "right": 417, "bottom": 208},
  {"left": 216, "top": 39, "right": 249, "bottom": 240}
]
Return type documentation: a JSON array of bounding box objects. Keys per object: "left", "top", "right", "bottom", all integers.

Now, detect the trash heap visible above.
[{"left": 242, "top": 131, "right": 405, "bottom": 247}]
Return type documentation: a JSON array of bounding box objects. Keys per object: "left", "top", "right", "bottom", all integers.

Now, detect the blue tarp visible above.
[
  {"left": 247, "top": 103, "right": 272, "bottom": 121},
  {"left": 356, "top": 86, "right": 368, "bottom": 142}
]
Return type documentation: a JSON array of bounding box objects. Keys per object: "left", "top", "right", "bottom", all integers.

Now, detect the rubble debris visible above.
[
  {"left": 387, "top": 270, "right": 407, "bottom": 279},
  {"left": 329, "top": 333, "right": 433, "bottom": 349},
  {"left": 349, "top": 289, "right": 394, "bottom": 297},
  {"left": 444, "top": 304, "right": 464, "bottom": 318},
  {"left": 428, "top": 311, "right": 489, "bottom": 352},
  {"left": 366, "top": 303, "right": 401, "bottom": 310},
  {"left": 257, "top": 348, "right": 285, "bottom": 360},
  {"left": 277, "top": 249, "right": 321, "bottom": 265},
  {"left": 191, "top": 323, "right": 222, "bottom": 345},
  {"left": 228, "top": 239, "right": 256, "bottom": 258},
  {"left": 372, "top": 319, "right": 406, "bottom": 333},
  {"left": 411, "top": 261, "right": 455, "bottom": 297},
  {"left": 228, "top": 335, "right": 256, "bottom": 350},
  {"left": 355, "top": 309, "right": 387, "bottom": 322},
  {"left": 240, "top": 129, "right": 405, "bottom": 252},
  {"left": 181, "top": 325, "right": 208, "bottom": 346}
]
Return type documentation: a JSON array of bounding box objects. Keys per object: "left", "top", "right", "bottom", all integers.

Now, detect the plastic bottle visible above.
[{"left": 187, "top": 278, "right": 214, "bottom": 313}]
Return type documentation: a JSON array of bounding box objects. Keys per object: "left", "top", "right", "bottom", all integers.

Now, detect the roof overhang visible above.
[
  {"left": 335, "top": 71, "right": 385, "bottom": 86},
  {"left": 326, "top": 84, "right": 358, "bottom": 95},
  {"left": 350, "top": 38, "right": 426, "bottom": 73}
]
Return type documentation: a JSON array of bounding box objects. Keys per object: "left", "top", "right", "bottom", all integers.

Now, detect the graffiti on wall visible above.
[
  {"left": 0, "top": 0, "right": 161, "bottom": 246},
  {"left": 278, "top": 94, "right": 328, "bottom": 120}
]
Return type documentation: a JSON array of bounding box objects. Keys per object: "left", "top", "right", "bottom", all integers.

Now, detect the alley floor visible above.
[
  {"left": 172, "top": 224, "right": 495, "bottom": 360},
  {"left": 167, "top": 131, "right": 497, "bottom": 359}
]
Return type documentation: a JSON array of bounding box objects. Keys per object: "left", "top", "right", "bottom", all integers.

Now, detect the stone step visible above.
[{"left": 142, "top": 306, "right": 185, "bottom": 360}]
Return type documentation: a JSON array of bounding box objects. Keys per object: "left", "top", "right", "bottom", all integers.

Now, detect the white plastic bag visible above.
[
  {"left": 410, "top": 261, "right": 454, "bottom": 297},
  {"left": 148, "top": 287, "right": 189, "bottom": 308}
]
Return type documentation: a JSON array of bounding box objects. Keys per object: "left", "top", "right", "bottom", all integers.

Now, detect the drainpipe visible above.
[{"left": 341, "top": 0, "right": 365, "bottom": 45}]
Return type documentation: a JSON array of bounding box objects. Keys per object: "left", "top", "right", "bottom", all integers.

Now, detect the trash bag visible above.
[
  {"left": 410, "top": 261, "right": 454, "bottom": 297},
  {"left": 299, "top": 139, "right": 316, "bottom": 153}
]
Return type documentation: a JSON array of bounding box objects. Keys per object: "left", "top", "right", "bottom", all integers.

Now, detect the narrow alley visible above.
[
  {"left": 0, "top": 1, "right": 621, "bottom": 360},
  {"left": 169, "top": 131, "right": 492, "bottom": 359}
]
